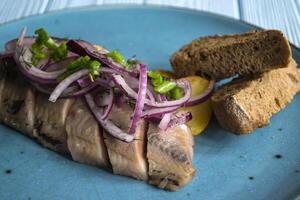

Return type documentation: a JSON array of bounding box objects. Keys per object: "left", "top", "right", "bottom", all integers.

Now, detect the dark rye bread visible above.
[
  {"left": 211, "top": 59, "right": 300, "bottom": 134},
  {"left": 170, "top": 30, "right": 292, "bottom": 80}
]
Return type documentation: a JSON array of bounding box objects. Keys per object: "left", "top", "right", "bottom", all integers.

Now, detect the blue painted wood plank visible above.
[{"left": 240, "top": 0, "right": 300, "bottom": 46}]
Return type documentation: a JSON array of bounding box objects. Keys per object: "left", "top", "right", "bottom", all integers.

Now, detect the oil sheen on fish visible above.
[
  {"left": 147, "top": 123, "right": 195, "bottom": 191},
  {"left": 103, "top": 104, "right": 148, "bottom": 180},
  {"left": 66, "top": 99, "right": 110, "bottom": 168},
  {"left": 33, "top": 93, "right": 74, "bottom": 154}
]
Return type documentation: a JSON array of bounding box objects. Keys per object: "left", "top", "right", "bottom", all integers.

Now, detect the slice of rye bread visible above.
[
  {"left": 211, "top": 59, "right": 300, "bottom": 134},
  {"left": 170, "top": 30, "right": 292, "bottom": 80}
]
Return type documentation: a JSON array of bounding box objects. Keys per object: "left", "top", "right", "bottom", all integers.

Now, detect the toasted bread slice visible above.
[
  {"left": 211, "top": 59, "right": 300, "bottom": 134},
  {"left": 170, "top": 30, "right": 291, "bottom": 80}
]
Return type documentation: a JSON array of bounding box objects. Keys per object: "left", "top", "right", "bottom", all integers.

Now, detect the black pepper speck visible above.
[
  {"left": 4, "top": 169, "right": 12, "bottom": 174},
  {"left": 274, "top": 154, "right": 282, "bottom": 159}
]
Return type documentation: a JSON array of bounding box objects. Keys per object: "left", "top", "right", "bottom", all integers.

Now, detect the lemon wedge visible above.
[{"left": 178, "top": 76, "right": 212, "bottom": 136}]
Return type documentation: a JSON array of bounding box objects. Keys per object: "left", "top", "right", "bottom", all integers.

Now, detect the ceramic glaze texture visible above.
[{"left": 0, "top": 6, "right": 299, "bottom": 200}]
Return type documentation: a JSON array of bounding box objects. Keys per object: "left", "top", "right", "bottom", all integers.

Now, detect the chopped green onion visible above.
[
  {"left": 106, "top": 50, "right": 125, "bottom": 65},
  {"left": 31, "top": 28, "right": 68, "bottom": 65},
  {"left": 67, "top": 56, "right": 90, "bottom": 70},
  {"left": 57, "top": 56, "right": 101, "bottom": 81},
  {"left": 148, "top": 71, "right": 163, "bottom": 86},
  {"left": 169, "top": 87, "right": 181, "bottom": 100},
  {"left": 148, "top": 70, "right": 182, "bottom": 100},
  {"left": 106, "top": 50, "right": 133, "bottom": 69},
  {"left": 154, "top": 81, "right": 177, "bottom": 94},
  {"left": 89, "top": 60, "right": 101, "bottom": 82}
]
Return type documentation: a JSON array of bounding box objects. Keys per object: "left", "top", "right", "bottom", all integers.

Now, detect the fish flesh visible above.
[
  {"left": 0, "top": 59, "right": 195, "bottom": 190},
  {"left": 0, "top": 77, "right": 35, "bottom": 137},
  {"left": 103, "top": 103, "right": 148, "bottom": 180},
  {"left": 66, "top": 99, "right": 110, "bottom": 168},
  {"left": 33, "top": 93, "right": 74, "bottom": 154},
  {"left": 147, "top": 123, "right": 195, "bottom": 191}
]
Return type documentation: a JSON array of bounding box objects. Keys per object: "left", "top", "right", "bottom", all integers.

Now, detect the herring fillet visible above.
[
  {"left": 65, "top": 99, "right": 110, "bottom": 168},
  {"left": 33, "top": 93, "right": 74, "bottom": 154},
  {"left": 147, "top": 123, "right": 195, "bottom": 191},
  {"left": 0, "top": 59, "right": 195, "bottom": 191},
  {"left": 0, "top": 69, "right": 35, "bottom": 137},
  {"left": 103, "top": 104, "right": 148, "bottom": 180}
]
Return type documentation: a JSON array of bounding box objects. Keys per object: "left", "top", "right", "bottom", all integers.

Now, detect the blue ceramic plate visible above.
[{"left": 0, "top": 6, "right": 299, "bottom": 200}]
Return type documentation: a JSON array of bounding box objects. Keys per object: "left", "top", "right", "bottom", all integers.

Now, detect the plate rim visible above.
[
  {"left": 1, "top": 4, "right": 299, "bottom": 52},
  {"left": 0, "top": 4, "right": 299, "bottom": 200}
]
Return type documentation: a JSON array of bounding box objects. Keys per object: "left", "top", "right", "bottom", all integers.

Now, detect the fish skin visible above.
[
  {"left": 0, "top": 75, "right": 35, "bottom": 137},
  {"left": 66, "top": 99, "right": 110, "bottom": 168},
  {"left": 103, "top": 104, "right": 148, "bottom": 181},
  {"left": 147, "top": 123, "right": 195, "bottom": 191}
]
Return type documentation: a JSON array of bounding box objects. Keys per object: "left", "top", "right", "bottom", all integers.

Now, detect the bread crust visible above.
[
  {"left": 170, "top": 30, "right": 292, "bottom": 80},
  {"left": 211, "top": 59, "right": 300, "bottom": 134}
]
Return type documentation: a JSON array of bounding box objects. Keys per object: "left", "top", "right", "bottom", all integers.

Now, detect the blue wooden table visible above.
[{"left": 0, "top": 0, "right": 300, "bottom": 46}]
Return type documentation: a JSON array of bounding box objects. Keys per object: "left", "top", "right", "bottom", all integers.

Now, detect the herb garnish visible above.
[
  {"left": 58, "top": 55, "right": 101, "bottom": 81},
  {"left": 147, "top": 71, "right": 182, "bottom": 100},
  {"left": 31, "top": 28, "right": 68, "bottom": 65}
]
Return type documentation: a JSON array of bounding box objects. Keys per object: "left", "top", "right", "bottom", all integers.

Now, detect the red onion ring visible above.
[
  {"left": 31, "top": 81, "right": 97, "bottom": 98},
  {"left": 13, "top": 29, "right": 58, "bottom": 85},
  {"left": 168, "top": 111, "right": 192, "bottom": 128},
  {"left": 100, "top": 88, "right": 114, "bottom": 120},
  {"left": 158, "top": 113, "right": 172, "bottom": 130},
  {"left": 185, "top": 79, "right": 215, "bottom": 107},
  {"left": 113, "top": 75, "right": 191, "bottom": 108},
  {"left": 49, "top": 69, "right": 89, "bottom": 102},
  {"left": 142, "top": 106, "right": 179, "bottom": 117},
  {"left": 128, "top": 64, "right": 147, "bottom": 135},
  {"left": 66, "top": 40, "right": 132, "bottom": 75},
  {"left": 84, "top": 93, "right": 134, "bottom": 142}
]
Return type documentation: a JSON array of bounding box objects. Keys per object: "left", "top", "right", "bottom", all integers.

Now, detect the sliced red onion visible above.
[
  {"left": 49, "top": 69, "right": 89, "bottom": 102},
  {"left": 123, "top": 74, "right": 155, "bottom": 102},
  {"left": 168, "top": 111, "right": 192, "bottom": 128},
  {"left": 95, "top": 92, "right": 114, "bottom": 106},
  {"left": 185, "top": 80, "right": 215, "bottom": 106},
  {"left": 158, "top": 113, "right": 172, "bottom": 130},
  {"left": 128, "top": 64, "right": 147, "bottom": 135},
  {"left": 77, "top": 76, "right": 92, "bottom": 87},
  {"left": 5, "top": 37, "right": 35, "bottom": 53},
  {"left": 84, "top": 93, "right": 134, "bottom": 142},
  {"left": 0, "top": 52, "right": 14, "bottom": 60},
  {"left": 101, "top": 88, "right": 114, "bottom": 120},
  {"left": 40, "top": 56, "right": 78, "bottom": 71},
  {"left": 29, "top": 65, "right": 65, "bottom": 79},
  {"left": 157, "top": 94, "right": 167, "bottom": 102},
  {"left": 115, "top": 93, "right": 126, "bottom": 108},
  {"left": 142, "top": 106, "right": 179, "bottom": 117},
  {"left": 31, "top": 81, "right": 97, "bottom": 98},
  {"left": 113, "top": 75, "right": 191, "bottom": 108},
  {"left": 5, "top": 35, "right": 69, "bottom": 53},
  {"left": 13, "top": 29, "right": 58, "bottom": 85},
  {"left": 67, "top": 40, "right": 130, "bottom": 74}
]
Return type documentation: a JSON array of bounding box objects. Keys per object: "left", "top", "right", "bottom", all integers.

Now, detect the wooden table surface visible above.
[{"left": 0, "top": 0, "right": 299, "bottom": 46}]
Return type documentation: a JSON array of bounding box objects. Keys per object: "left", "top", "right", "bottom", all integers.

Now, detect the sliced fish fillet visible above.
[
  {"left": 103, "top": 104, "right": 148, "bottom": 180},
  {"left": 0, "top": 72, "right": 35, "bottom": 137},
  {"left": 147, "top": 123, "right": 195, "bottom": 191},
  {"left": 66, "top": 99, "right": 110, "bottom": 168},
  {"left": 33, "top": 93, "right": 74, "bottom": 154},
  {"left": 0, "top": 59, "right": 196, "bottom": 190}
]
